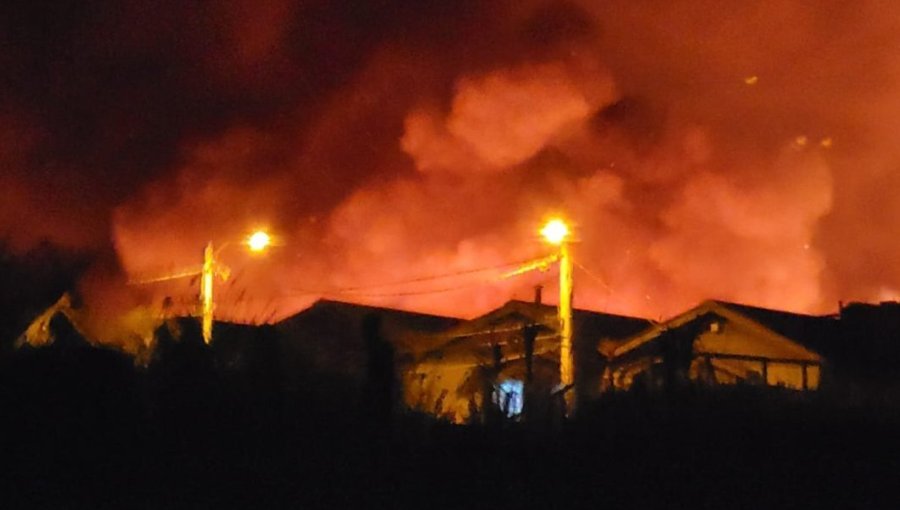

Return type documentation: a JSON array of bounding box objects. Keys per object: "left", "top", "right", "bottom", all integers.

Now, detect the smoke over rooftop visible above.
[{"left": 3, "top": 0, "right": 899, "bottom": 346}]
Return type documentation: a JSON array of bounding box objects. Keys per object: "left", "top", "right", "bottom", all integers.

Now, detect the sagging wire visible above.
[
  {"left": 287, "top": 256, "right": 545, "bottom": 297},
  {"left": 317, "top": 279, "right": 496, "bottom": 298},
  {"left": 572, "top": 258, "right": 613, "bottom": 293}
]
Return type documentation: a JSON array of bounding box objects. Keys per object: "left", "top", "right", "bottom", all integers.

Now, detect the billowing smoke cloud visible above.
[
  {"left": 4, "top": 0, "right": 900, "bottom": 343},
  {"left": 403, "top": 62, "right": 614, "bottom": 171}
]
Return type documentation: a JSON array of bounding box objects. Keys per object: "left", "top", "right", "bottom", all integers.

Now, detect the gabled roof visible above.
[
  {"left": 418, "top": 300, "right": 652, "bottom": 366},
  {"left": 277, "top": 299, "right": 462, "bottom": 333},
  {"left": 438, "top": 300, "right": 555, "bottom": 338},
  {"left": 610, "top": 300, "right": 831, "bottom": 361},
  {"left": 438, "top": 299, "right": 651, "bottom": 340},
  {"left": 275, "top": 299, "right": 464, "bottom": 355},
  {"left": 715, "top": 301, "right": 837, "bottom": 354},
  {"left": 17, "top": 293, "right": 87, "bottom": 348}
]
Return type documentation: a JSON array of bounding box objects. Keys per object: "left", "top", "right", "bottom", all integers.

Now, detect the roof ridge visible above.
[
  {"left": 505, "top": 298, "right": 651, "bottom": 321},
  {"left": 712, "top": 299, "right": 832, "bottom": 319},
  {"left": 307, "top": 298, "right": 463, "bottom": 319}
]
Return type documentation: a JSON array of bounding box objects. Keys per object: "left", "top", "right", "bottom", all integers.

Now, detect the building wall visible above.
[
  {"left": 405, "top": 356, "right": 562, "bottom": 424},
  {"left": 693, "top": 318, "right": 819, "bottom": 362},
  {"left": 607, "top": 316, "right": 822, "bottom": 391},
  {"left": 688, "top": 357, "right": 820, "bottom": 390},
  {"left": 404, "top": 361, "right": 481, "bottom": 423}
]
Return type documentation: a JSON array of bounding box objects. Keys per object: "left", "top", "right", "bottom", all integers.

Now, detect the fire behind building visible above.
[
  {"left": 271, "top": 297, "right": 898, "bottom": 423},
  {"left": 17, "top": 292, "right": 900, "bottom": 423}
]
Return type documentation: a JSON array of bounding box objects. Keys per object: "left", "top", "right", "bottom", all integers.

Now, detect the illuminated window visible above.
[{"left": 493, "top": 379, "right": 524, "bottom": 417}]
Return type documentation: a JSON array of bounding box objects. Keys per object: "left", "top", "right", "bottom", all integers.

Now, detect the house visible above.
[
  {"left": 603, "top": 300, "right": 836, "bottom": 392},
  {"left": 17, "top": 293, "right": 83, "bottom": 348},
  {"left": 273, "top": 299, "right": 462, "bottom": 403},
  {"left": 405, "top": 298, "right": 651, "bottom": 423},
  {"left": 831, "top": 301, "right": 900, "bottom": 383}
]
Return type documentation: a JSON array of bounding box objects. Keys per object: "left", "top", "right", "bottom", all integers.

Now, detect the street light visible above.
[
  {"left": 200, "top": 230, "right": 272, "bottom": 344},
  {"left": 540, "top": 219, "right": 570, "bottom": 246},
  {"left": 540, "top": 218, "right": 575, "bottom": 415},
  {"left": 127, "top": 229, "right": 273, "bottom": 344},
  {"left": 246, "top": 230, "right": 272, "bottom": 253}
]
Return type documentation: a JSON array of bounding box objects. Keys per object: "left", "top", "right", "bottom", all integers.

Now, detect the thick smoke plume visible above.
[{"left": 3, "top": 0, "right": 900, "bottom": 347}]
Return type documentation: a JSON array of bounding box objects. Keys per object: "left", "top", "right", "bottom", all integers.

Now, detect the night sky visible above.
[{"left": 3, "top": 1, "right": 900, "bottom": 345}]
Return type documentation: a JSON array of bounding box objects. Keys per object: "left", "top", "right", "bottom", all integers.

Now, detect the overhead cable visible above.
[{"left": 288, "top": 256, "right": 542, "bottom": 295}]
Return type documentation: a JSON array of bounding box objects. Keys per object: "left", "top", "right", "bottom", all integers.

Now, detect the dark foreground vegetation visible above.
[
  {"left": 1, "top": 316, "right": 899, "bottom": 509},
  {"left": 0, "top": 243, "right": 898, "bottom": 508}
]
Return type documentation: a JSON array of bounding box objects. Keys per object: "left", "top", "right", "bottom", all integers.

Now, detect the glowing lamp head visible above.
[
  {"left": 246, "top": 230, "right": 272, "bottom": 252},
  {"left": 540, "top": 219, "right": 570, "bottom": 245}
]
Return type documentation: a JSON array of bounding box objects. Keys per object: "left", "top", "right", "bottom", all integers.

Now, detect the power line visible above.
[
  {"left": 320, "top": 279, "right": 496, "bottom": 298},
  {"left": 572, "top": 258, "right": 613, "bottom": 292},
  {"left": 287, "top": 256, "right": 541, "bottom": 295}
]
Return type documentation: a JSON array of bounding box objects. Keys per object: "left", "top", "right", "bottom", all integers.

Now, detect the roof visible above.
[
  {"left": 277, "top": 299, "right": 462, "bottom": 332},
  {"left": 275, "top": 299, "right": 464, "bottom": 355},
  {"left": 610, "top": 300, "right": 832, "bottom": 361},
  {"left": 17, "top": 293, "right": 87, "bottom": 348},
  {"left": 715, "top": 301, "right": 837, "bottom": 354},
  {"left": 439, "top": 299, "right": 651, "bottom": 339},
  {"left": 419, "top": 300, "right": 652, "bottom": 366}
]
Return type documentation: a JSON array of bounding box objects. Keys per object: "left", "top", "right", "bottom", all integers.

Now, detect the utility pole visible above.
[
  {"left": 558, "top": 238, "right": 574, "bottom": 414},
  {"left": 538, "top": 218, "right": 575, "bottom": 416},
  {"left": 199, "top": 241, "right": 234, "bottom": 344},
  {"left": 200, "top": 242, "right": 217, "bottom": 344},
  {"left": 128, "top": 231, "right": 271, "bottom": 345}
]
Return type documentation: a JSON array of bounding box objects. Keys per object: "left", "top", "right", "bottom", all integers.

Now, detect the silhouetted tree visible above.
[
  {"left": 522, "top": 324, "right": 538, "bottom": 420},
  {"left": 145, "top": 319, "right": 221, "bottom": 445},
  {"left": 659, "top": 314, "right": 718, "bottom": 391},
  {"left": 363, "top": 313, "right": 395, "bottom": 425},
  {"left": 211, "top": 323, "right": 285, "bottom": 429}
]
